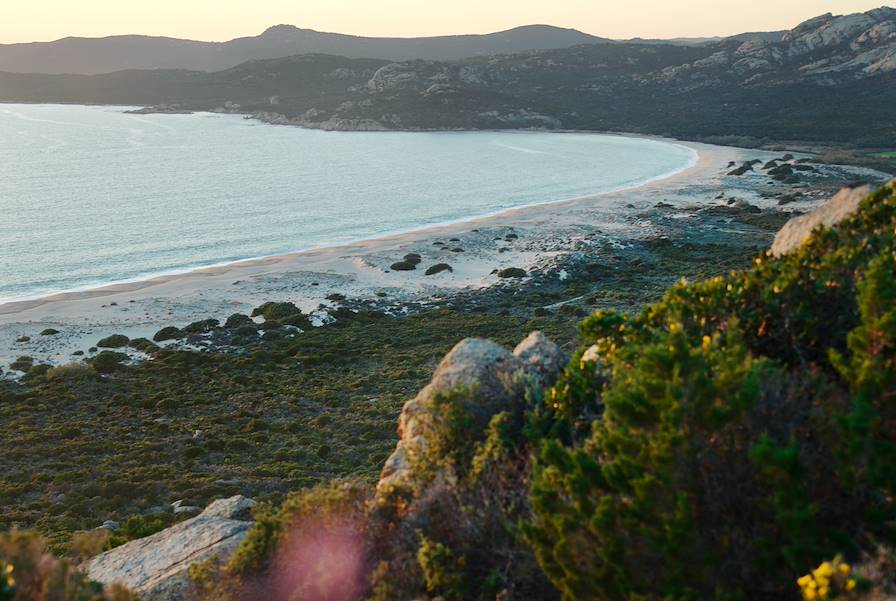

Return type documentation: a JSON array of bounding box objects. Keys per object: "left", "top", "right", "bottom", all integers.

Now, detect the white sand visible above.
[{"left": 0, "top": 139, "right": 820, "bottom": 367}]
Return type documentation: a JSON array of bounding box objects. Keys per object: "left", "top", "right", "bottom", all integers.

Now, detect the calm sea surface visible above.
[{"left": 0, "top": 104, "right": 697, "bottom": 302}]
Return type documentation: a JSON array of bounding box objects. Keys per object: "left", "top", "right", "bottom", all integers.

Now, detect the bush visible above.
[
  {"left": 251, "top": 302, "right": 302, "bottom": 321},
  {"left": 88, "top": 351, "right": 129, "bottom": 374},
  {"left": 182, "top": 319, "right": 220, "bottom": 334},
  {"left": 424, "top": 263, "right": 453, "bottom": 276},
  {"left": 152, "top": 326, "right": 184, "bottom": 342},
  {"left": 524, "top": 182, "right": 896, "bottom": 599},
  {"left": 390, "top": 261, "right": 417, "bottom": 271},
  {"left": 0, "top": 530, "right": 136, "bottom": 600},
  {"left": 224, "top": 313, "right": 254, "bottom": 328},
  {"left": 97, "top": 334, "right": 129, "bottom": 349},
  {"left": 128, "top": 338, "right": 159, "bottom": 353},
  {"left": 497, "top": 267, "right": 527, "bottom": 278},
  {"left": 45, "top": 363, "right": 95, "bottom": 382}
]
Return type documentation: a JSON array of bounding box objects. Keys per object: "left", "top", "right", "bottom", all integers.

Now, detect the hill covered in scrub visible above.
[
  {"left": 5, "top": 179, "right": 891, "bottom": 600},
  {"left": 175, "top": 180, "right": 896, "bottom": 600},
  {"left": 2, "top": 8, "right": 894, "bottom": 151}
]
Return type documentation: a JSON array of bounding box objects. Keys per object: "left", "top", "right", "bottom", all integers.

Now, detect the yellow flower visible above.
[
  {"left": 797, "top": 575, "right": 812, "bottom": 587},
  {"left": 3, "top": 564, "right": 11, "bottom": 574},
  {"left": 702, "top": 335, "right": 711, "bottom": 349},
  {"left": 839, "top": 563, "right": 850, "bottom": 575},
  {"left": 818, "top": 586, "right": 829, "bottom": 598},
  {"left": 804, "top": 588, "right": 818, "bottom": 601},
  {"left": 846, "top": 579, "right": 856, "bottom": 591}
]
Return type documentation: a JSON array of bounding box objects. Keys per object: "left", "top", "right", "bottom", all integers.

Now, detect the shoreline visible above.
[
  {"left": 1, "top": 131, "right": 888, "bottom": 368},
  {"left": 0, "top": 134, "right": 702, "bottom": 313}
]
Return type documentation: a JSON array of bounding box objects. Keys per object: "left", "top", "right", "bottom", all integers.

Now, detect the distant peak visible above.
[{"left": 261, "top": 24, "right": 302, "bottom": 35}]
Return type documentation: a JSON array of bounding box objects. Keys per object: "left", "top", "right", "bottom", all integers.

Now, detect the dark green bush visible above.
[
  {"left": 497, "top": 267, "right": 527, "bottom": 278},
  {"left": 88, "top": 351, "right": 129, "bottom": 374},
  {"left": 97, "top": 334, "right": 129, "bottom": 349},
  {"left": 182, "top": 319, "right": 220, "bottom": 334},
  {"left": 425, "top": 263, "right": 453, "bottom": 276},
  {"left": 525, "top": 182, "right": 896, "bottom": 599},
  {"left": 390, "top": 261, "right": 417, "bottom": 271},
  {"left": 152, "top": 326, "right": 184, "bottom": 342}
]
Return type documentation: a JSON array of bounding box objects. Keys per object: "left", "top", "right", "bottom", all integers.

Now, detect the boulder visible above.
[
  {"left": 513, "top": 331, "right": 568, "bottom": 387},
  {"left": 770, "top": 182, "right": 889, "bottom": 256},
  {"left": 85, "top": 496, "right": 256, "bottom": 601},
  {"left": 377, "top": 334, "right": 565, "bottom": 497}
]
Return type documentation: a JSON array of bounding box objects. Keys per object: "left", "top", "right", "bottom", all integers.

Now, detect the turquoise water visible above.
[{"left": 0, "top": 104, "right": 697, "bottom": 303}]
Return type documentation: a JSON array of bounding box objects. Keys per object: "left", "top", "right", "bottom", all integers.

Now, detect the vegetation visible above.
[
  {"left": 11, "top": 183, "right": 896, "bottom": 599},
  {"left": 0, "top": 231, "right": 756, "bottom": 553},
  {"left": 524, "top": 182, "right": 896, "bottom": 598},
  {"left": 0, "top": 531, "right": 135, "bottom": 601},
  {"left": 182, "top": 181, "right": 896, "bottom": 600}
]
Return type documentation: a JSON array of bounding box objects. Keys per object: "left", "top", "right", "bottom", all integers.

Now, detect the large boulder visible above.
[
  {"left": 85, "top": 496, "right": 256, "bottom": 601},
  {"left": 770, "top": 183, "right": 883, "bottom": 256},
  {"left": 513, "top": 331, "right": 568, "bottom": 388},
  {"left": 377, "top": 334, "right": 565, "bottom": 496}
]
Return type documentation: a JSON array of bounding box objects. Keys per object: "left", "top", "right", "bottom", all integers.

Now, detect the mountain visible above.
[
  {"left": 0, "top": 24, "right": 608, "bottom": 75},
  {"left": 2, "top": 8, "right": 892, "bottom": 146}
]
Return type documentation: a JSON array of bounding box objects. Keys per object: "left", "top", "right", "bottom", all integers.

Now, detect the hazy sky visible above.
[{"left": 1, "top": 0, "right": 889, "bottom": 43}]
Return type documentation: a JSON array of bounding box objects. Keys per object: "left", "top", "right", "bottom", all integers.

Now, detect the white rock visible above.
[{"left": 85, "top": 496, "right": 256, "bottom": 601}]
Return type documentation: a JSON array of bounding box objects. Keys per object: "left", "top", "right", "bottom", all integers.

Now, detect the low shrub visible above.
[
  {"left": 424, "top": 263, "right": 452, "bottom": 276},
  {"left": 497, "top": 267, "right": 527, "bottom": 278},
  {"left": 97, "top": 334, "right": 129, "bottom": 349},
  {"left": 390, "top": 261, "right": 417, "bottom": 271},
  {"left": 152, "top": 326, "right": 183, "bottom": 342}
]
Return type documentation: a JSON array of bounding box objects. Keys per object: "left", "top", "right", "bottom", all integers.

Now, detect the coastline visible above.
[
  {"left": 0, "top": 137, "right": 707, "bottom": 316},
  {"left": 0, "top": 134, "right": 886, "bottom": 368}
]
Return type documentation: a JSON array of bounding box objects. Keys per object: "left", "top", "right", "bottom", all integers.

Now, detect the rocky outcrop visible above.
[
  {"left": 377, "top": 333, "right": 566, "bottom": 496},
  {"left": 85, "top": 496, "right": 256, "bottom": 601},
  {"left": 771, "top": 180, "right": 894, "bottom": 256}
]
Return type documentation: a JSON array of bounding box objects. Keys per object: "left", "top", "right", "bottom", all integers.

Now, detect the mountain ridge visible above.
[
  {"left": 0, "top": 24, "right": 610, "bottom": 75},
  {"left": 2, "top": 9, "right": 893, "bottom": 147}
]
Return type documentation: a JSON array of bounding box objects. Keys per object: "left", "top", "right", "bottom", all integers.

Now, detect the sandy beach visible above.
[{"left": 0, "top": 138, "right": 885, "bottom": 368}]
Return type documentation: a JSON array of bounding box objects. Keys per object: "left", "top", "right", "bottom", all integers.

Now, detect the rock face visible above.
[
  {"left": 770, "top": 181, "right": 893, "bottom": 256},
  {"left": 377, "top": 333, "right": 566, "bottom": 496},
  {"left": 85, "top": 496, "right": 256, "bottom": 601}
]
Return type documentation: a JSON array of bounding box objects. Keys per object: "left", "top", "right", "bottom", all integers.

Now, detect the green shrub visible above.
[
  {"left": 152, "top": 326, "right": 183, "bottom": 342},
  {"left": 88, "top": 351, "right": 129, "bottom": 374},
  {"left": 390, "top": 261, "right": 417, "bottom": 271},
  {"left": 182, "top": 319, "right": 220, "bottom": 334},
  {"left": 524, "top": 182, "right": 896, "bottom": 599},
  {"left": 0, "top": 530, "right": 136, "bottom": 600},
  {"left": 497, "top": 267, "right": 527, "bottom": 278},
  {"left": 97, "top": 334, "right": 129, "bottom": 349},
  {"left": 251, "top": 302, "right": 302, "bottom": 321},
  {"left": 424, "top": 263, "right": 453, "bottom": 276}
]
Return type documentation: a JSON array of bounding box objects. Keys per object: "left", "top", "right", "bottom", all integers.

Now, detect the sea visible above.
[{"left": 0, "top": 103, "right": 697, "bottom": 303}]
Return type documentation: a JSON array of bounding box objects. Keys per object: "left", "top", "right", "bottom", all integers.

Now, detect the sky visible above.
[{"left": 0, "top": 0, "right": 889, "bottom": 44}]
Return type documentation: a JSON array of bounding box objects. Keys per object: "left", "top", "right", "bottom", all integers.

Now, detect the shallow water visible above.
[{"left": 0, "top": 104, "right": 696, "bottom": 302}]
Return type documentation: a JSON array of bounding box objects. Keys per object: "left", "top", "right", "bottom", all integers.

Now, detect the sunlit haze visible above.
[{"left": 1, "top": 0, "right": 889, "bottom": 43}]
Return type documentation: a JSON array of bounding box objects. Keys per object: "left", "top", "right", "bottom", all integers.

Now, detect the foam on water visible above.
[{"left": 0, "top": 104, "right": 697, "bottom": 303}]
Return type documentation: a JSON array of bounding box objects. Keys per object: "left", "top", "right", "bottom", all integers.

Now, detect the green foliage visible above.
[
  {"left": 0, "top": 531, "right": 136, "bottom": 601},
  {"left": 527, "top": 182, "right": 896, "bottom": 599},
  {"left": 417, "top": 534, "right": 466, "bottom": 600},
  {"left": 96, "top": 335, "right": 129, "bottom": 349}
]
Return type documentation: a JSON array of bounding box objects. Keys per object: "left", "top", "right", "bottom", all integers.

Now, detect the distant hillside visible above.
[
  {"left": 0, "top": 24, "right": 608, "bottom": 75},
  {"left": 2, "top": 9, "right": 893, "bottom": 147}
]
